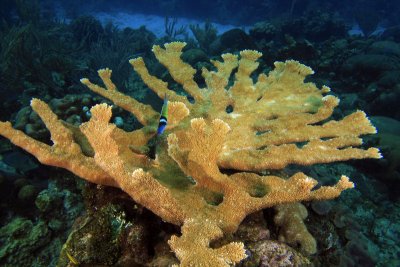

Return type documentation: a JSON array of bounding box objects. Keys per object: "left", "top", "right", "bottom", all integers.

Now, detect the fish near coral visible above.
[
  {"left": 147, "top": 93, "right": 169, "bottom": 159},
  {"left": 157, "top": 94, "right": 169, "bottom": 136},
  {"left": 0, "top": 42, "right": 381, "bottom": 266}
]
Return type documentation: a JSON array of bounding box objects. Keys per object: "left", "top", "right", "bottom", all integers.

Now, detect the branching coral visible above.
[
  {"left": 0, "top": 42, "right": 380, "bottom": 266},
  {"left": 274, "top": 203, "right": 317, "bottom": 255}
]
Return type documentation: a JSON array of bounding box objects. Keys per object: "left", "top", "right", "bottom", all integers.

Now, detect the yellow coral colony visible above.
[{"left": 0, "top": 42, "right": 381, "bottom": 266}]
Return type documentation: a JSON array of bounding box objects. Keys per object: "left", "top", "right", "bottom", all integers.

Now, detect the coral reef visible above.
[
  {"left": 340, "top": 41, "right": 400, "bottom": 119},
  {"left": 365, "top": 116, "right": 400, "bottom": 199},
  {"left": 231, "top": 211, "right": 311, "bottom": 266},
  {"left": 11, "top": 93, "right": 139, "bottom": 142},
  {"left": 0, "top": 42, "right": 380, "bottom": 266},
  {"left": 210, "top": 29, "right": 257, "bottom": 55},
  {"left": 189, "top": 22, "right": 218, "bottom": 53},
  {"left": 0, "top": 217, "right": 51, "bottom": 266},
  {"left": 274, "top": 203, "right": 317, "bottom": 255},
  {"left": 245, "top": 239, "right": 311, "bottom": 267},
  {"left": 70, "top": 15, "right": 104, "bottom": 50},
  {"left": 0, "top": 173, "right": 84, "bottom": 267},
  {"left": 299, "top": 161, "right": 400, "bottom": 266},
  {"left": 58, "top": 204, "right": 127, "bottom": 266}
]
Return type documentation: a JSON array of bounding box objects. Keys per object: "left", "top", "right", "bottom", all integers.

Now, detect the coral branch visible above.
[
  {"left": 152, "top": 42, "right": 203, "bottom": 100},
  {"left": 274, "top": 203, "right": 317, "bottom": 255},
  {"left": 219, "top": 141, "right": 381, "bottom": 171},
  {"left": 0, "top": 104, "right": 115, "bottom": 187},
  {"left": 129, "top": 57, "right": 189, "bottom": 104},
  {"left": 0, "top": 42, "right": 381, "bottom": 266},
  {"left": 80, "top": 103, "right": 185, "bottom": 224},
  {"left": 169, "top": 219, "right": 246, "bottom": 267},
  {"left": 80, "top": 71, "right": 158, "bottom": 125},
  {"left": 203, "top": 53, "right": 238, "bottom": 92}
]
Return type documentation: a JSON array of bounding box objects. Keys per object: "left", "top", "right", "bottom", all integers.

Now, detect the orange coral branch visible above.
[
  {"left": 0, "top": 42, "right": 381, "bottom": 266},
  {"left": 80, "top": 69, "right": 158, "bottom": 125}
]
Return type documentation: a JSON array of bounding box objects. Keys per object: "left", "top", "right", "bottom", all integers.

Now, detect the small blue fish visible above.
[
  {"left": 157, "top": 94, "right": 168, "bottom": 135},
  {"left": 147, "top": 94, "right": 169, "bottom": 159}
]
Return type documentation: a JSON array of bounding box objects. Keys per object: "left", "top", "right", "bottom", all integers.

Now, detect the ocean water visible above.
[{"left": 0, "top": 1, "right": 399, "bottom": 266}]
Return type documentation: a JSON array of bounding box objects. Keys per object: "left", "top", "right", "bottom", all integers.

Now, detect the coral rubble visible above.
[{"left": 0, "top": 42, "right": 380, "bottom": 266}]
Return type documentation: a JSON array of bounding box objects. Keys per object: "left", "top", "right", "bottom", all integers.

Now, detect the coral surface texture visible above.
[{"left": 0, "top": 42, "right": 381, "bottom": 266}]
